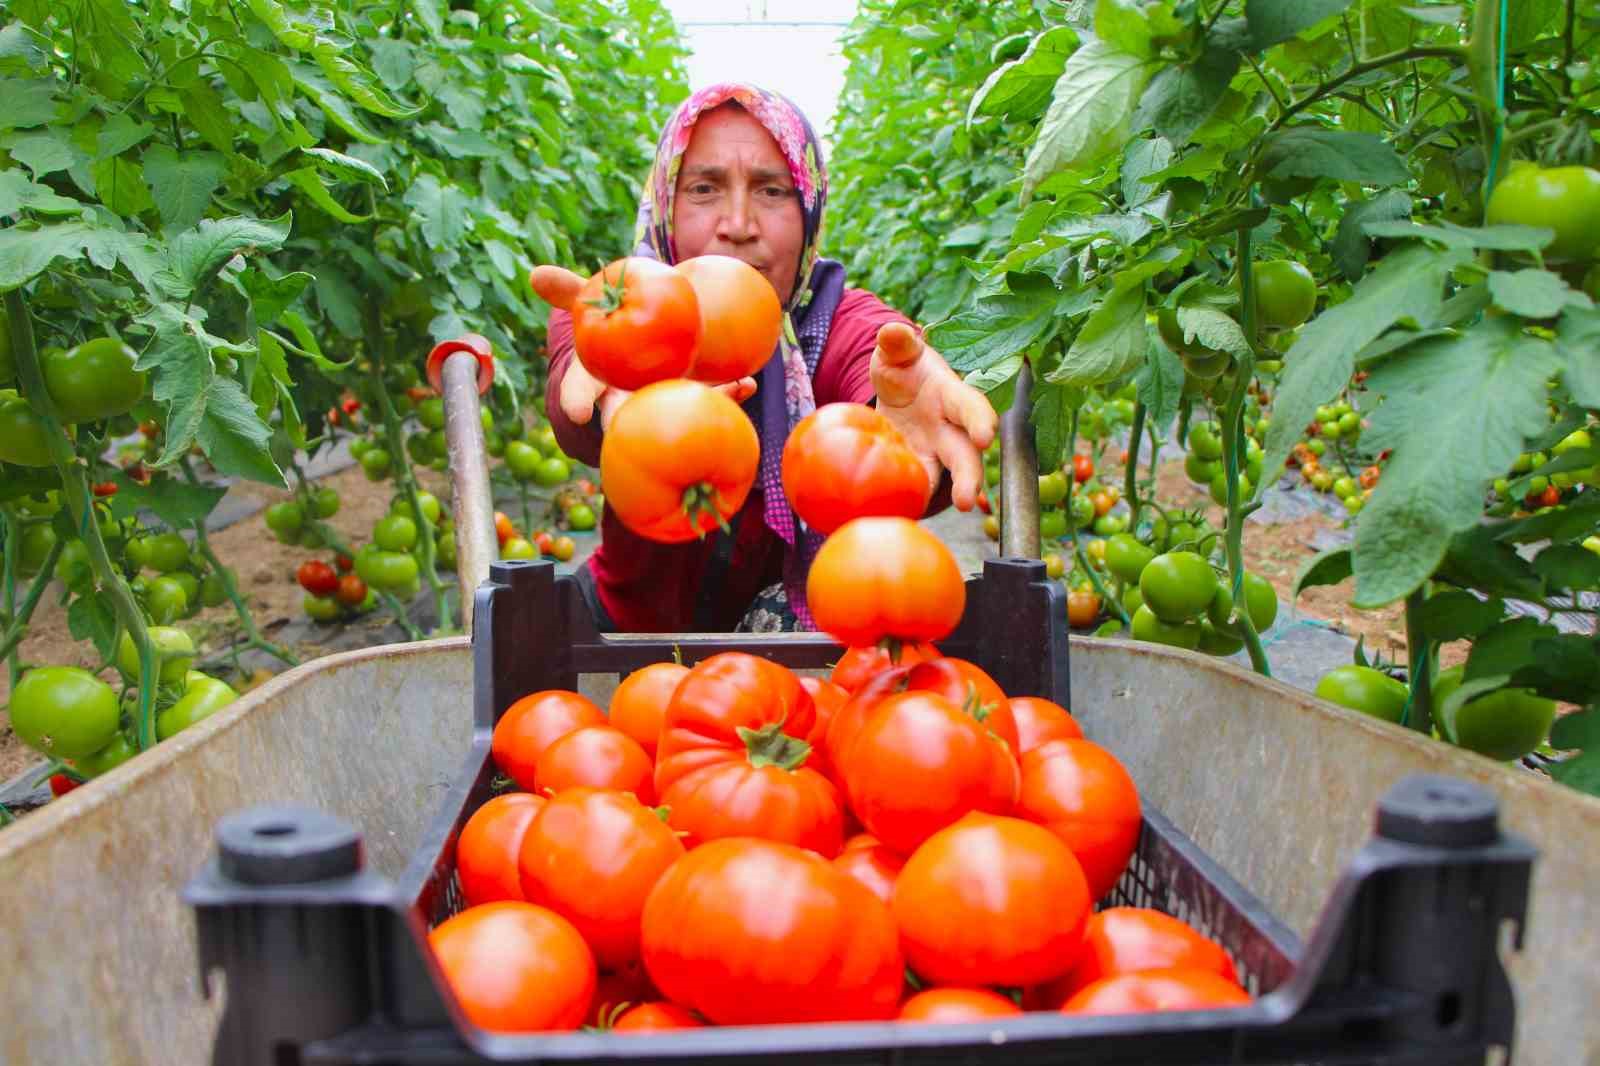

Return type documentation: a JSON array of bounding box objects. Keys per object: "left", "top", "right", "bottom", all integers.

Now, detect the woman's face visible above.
[{"left": 672, "top": 104, "right": 805, "bottom": 305}]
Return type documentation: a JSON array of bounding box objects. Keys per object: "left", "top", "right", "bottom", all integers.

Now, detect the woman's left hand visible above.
[{"left": 870, "top": 322, "right": 998, "bottom": 511}]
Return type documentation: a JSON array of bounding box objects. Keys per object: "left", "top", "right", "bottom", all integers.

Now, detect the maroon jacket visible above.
[{"left": 545, "top": 288, "right": 924, "bottom": 632}]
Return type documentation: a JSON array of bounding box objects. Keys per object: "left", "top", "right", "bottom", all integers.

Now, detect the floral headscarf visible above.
[{"left": 632, "top": 83, "right": 844, "bottom": 628}]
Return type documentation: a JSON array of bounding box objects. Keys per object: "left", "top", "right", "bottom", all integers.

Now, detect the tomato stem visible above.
[
  {"left": 1124, "top": 399, "right": 1146, "bottom": 534},
  {"left": 583, "top": 260, "right": 629, "bottom": 316},
  {"left": 5, "top": 288, "right": 160, "bottom": 749},
  {"left": 0, "top": 508, "right": 65, "bottom": 667},
  {"left": 738, "top": 722, "right": 812, "bottom": 770},
  {"left": 680, "top": 482, "right": 730, "bottom": 537},
  {"left": 1224, "top": 227, "right": 1271, "bottom": 677},
  {"left": 1402, "top": 588, "right": 1436, "bottom": 735}
]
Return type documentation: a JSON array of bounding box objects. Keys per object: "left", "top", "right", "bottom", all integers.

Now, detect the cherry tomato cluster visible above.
[
  {"left": 1283, "top": 397, "right": 1381, "bottom": 514},
  {"left": 493, "top": 509, "right": 578, "bottom": 565},
  {"left": 433, "top": 646, "right": 1250, "bottom": 1032},
  {"left": 1112, "top": 539, "right": 1278, "bottom": 656},
  {"left": 1489, "top": 427, "right": 1598, "bottom": 516}
]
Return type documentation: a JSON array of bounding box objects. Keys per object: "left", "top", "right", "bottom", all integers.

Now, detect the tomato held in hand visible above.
[
  {"left": 608, "top": 661, "right": 689, "bottom": 759},
  {"left": 898, "top": 988, "right": 1022, "bottom": 1023},
  {"left": 518, "top": 787, "right": 684, "bottom": 970},
  {"left": 600, "top": 380, "right": 759, "bottom": 543},
  {"left": 781, "top": 403, "right": 930, "bottom": 534},
  {"left": 675, "top": 254, "right": 783, "bottom": 383},
  {"left": 572, "top": 257, "right": 700, "bottom": 390},
  {"left": 456, "top": 792, "right": 545, "bottom": 907},
  {"left": 640, "top": 838, "right": 904, "bottom": 1025},
  {"left": 535, "top": 725, "right": 655, "bottom": 803},
  {"left": 893, "top": 813, "right": 1090, "bottom": 987},
  {"left": 1016, "top": 738, "right": 1141, "bottom": 902},
  {"left": 1026, "top": 907, "right": 1239, "bottom": 1009},
  {"left": 806, "top": 517, "right": 966, "bottom": 647},
  {"left": 1060, "top": 967, "right": 1251, "bottom": 1015},
  {"left": 428, "top": 902, "right": 596, "bottom": 1032},
  {"left": 490, "top": 689, "right": 606, "bottom": 791}
]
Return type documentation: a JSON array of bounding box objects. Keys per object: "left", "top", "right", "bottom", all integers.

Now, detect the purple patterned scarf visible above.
[{"left": 631, "top": 83, "right": 842, "bottom": 628}]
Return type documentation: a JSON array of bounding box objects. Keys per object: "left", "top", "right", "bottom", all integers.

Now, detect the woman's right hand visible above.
[{"left": 529, "top": 263, "right": 759, "bottom": 430}]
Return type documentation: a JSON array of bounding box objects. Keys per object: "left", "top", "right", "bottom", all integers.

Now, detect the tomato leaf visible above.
[
  {"left": 1133, "top": 44, "right": 1240, "bottom": 144},
  {"left": 968, "top": 27, "right": 1078, "bottom": 126},
  {"left": 1491, "top": 489, "right": 1600, "bottom": 545},
  {"left": 1362, "top": 220, "right": 1555, "bottom": 253},
  {"left": 195, "top": 376, "right": 284, "bottom": 486},
  {"left": 66, "top": 592, "right": 119, "bottom": 660},
  {"left": 1462, "top": 616, "right": 1556, "bottom": 682},
  {"left": 1555, "top": 305, "right": 1600, "bottom": 408},
  {"left": 1258, "top": 128, "right": 1410, "bottom": 187},
  {"left": 1295, "top": 546, "right": 1352, "bottom": 595},
  {"left": 141, "top": 146, "right": 228, "bottom": 233},
  {"left": 1134, "top": 328, "right": 1184, "bottom": 428},
  {"left": 236, "top": 268, "right": 311, "bottom": 327},
  {"left": 1352, "top": 318, "right": 1564, "bottom": 607},
  {"left": 926, "top": 282, "right": 1059, "bottom": 374},
  {"left": 403, "top": 173, "right": 471, "bottom": 248},
  {"left": 281, "top": 168, "right": 370, "bottom": 223},
  {"left": 1412, "top": 589, "right": 1504, "bottom": 641},
  {"left": 1437, "top": 524, "right": 1546, "bottom": 601},
  {"left": 1173, "top": 306, "right": 1252, "bottom": 359},
  {"left": 0, "top": 219, "right": 99, "bottom": 290},
  {"left": 1246, "top": 0, "right": 1355, "bottom": 48},
  {"left": 1531, "top": 544, "right": 1600, "bottom": 592},
  {"left": 106, "top": 471, "right": 227, "bottom": 526},
  {"left": 1487, "top": 269, "right": 1587, "bottom": 319},
  {"left": 1121, "top": 136, "right": 1174, "bottom": 208},
  {"left": 1021, "top": 38, "right": 1153, "bottom": 204},
  {"left": 1550, "top": 707, "right": 1600, "bottom": 754},
  {"left": 1330, "top": 190, "right": 1412, "bottom": 281},
  {"left": 1030, "top": 380, "right": 1080, "bottom": 472},
  {"left": 156, "top": 214, "right": 292, "bottom": 300},
  {"left": 1049, "top": 278, "right": 1148, "bottom": 386},
  {"left": 1261, "top": 243, "right": 1468, "bottom": 496},
  {"left": 1550, "top": 746, "right": 1600, "bottom": 796},
  {"left": 0, "top": 169, "right": 82, "bottom": 217}
]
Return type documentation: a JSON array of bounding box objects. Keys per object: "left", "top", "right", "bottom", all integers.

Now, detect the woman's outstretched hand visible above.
[{"left": 870, "top": 322, "right": 998, "bottom": 511}]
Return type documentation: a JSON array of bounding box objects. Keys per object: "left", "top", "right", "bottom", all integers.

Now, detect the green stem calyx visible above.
[
  {"left": 583, "top": 261, "right": 629, "bottom": 316},
  {"left": 681, "top": 482, "right": 730, "bottom": 537},
  {"left": 739, "top": 722, "right": 812, "bottom": 771}
]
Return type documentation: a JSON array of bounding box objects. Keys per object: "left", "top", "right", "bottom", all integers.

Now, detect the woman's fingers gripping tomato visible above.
[
  {"left": 1060, "top": 967, "right": 1252, "bottom": 1016},
  {"left": 893, "top": 813, "right": 1090, "bottom": 987},
  {"left": 534, "top": 726, "right": 655, "bottom": 804},
  {"left": 844, "top": 691, "right": 1019, "bottom": 856},
  {"left": 832, "top": 838, "right": 905, "bottom": 904},
  {"left": 1016, "top": 739, "right": 1141, "bottom": 902},
  {"left": 897, "top": 988, "right": 1022, "bottom": 1023},
  {"left": 1026, "top": 907, "right": 1239, "bottom": 1009},
  {"left": 517, "top": 788, "right": 684, "bottom": 971},
  {"left": 655, "top": 653, "right": 841, "bottom": 855},
  {"left": 1010, "top": 696, "right": 1083, "bottom": 753},
  {"left": 428, "top": 901, "right": 596, "bottom": 1032},
  {"left": 456, "top": 793, "right": 546, "bottom": 907},
  {"left": 611, "top": 1002, "right": 704, "bottom": 1032},
  {"left": 640, "top": 838, "right": 904, "bottom": 1025},
  {"left": 674, "top": 254, "right": 783, "bottom": 384},
  {"left": 609, "top": 661, "right": 689, "bottom": 759},
  {"left": 491, "top": 690, "right": 606, "bottom": 791},
  {"left": 806, "top": 517, "right": 966, "bottom": 647},
  {"left": 781, "top": 403, "right": 931, "bottom": 534},
  {"left": 829, "top": 640, "right": 939, "bottom": 694},
  {"left": 571, "top": 257, "right": 700, "bottom": 391},
  {"left": 599, "top": 381, "right": 759, "bottom": 544}
]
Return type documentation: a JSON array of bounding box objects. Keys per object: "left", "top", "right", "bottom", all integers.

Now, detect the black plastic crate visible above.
[{"left": 185, "top": 558, "right": 1536, "bottom": 1065}]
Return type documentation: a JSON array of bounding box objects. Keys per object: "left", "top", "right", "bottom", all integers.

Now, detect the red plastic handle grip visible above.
[{"left": 426, "top": 334, "right": 495, "bottom": 395}]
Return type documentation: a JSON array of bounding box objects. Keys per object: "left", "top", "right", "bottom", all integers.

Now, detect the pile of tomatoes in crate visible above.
[{"left": 436, "top": 643, "right": 1253, "bottom": 1032}]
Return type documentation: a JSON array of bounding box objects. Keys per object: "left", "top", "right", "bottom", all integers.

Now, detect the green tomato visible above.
[
  {"left": 1314, "top": 664, "right": 1409, "bottom": 723},
  {"left": 1431, "top": 666, "right": 1556, "bottom": 762},
  {"left": 416, "top": 396, "right": 446, "bottom": 430},
  {"left": 312, "top": 486, "right": 341, "bottom": 519},
  {"left": 348, "top": 437, "right": 372, "bottom": 460},
  {"left": 10, "top": 666, "right": 121, "bottom": 758},
  {"left": 1484, "top": 163, "right": 1600, "bottom": 262},
  {"left": 567, "top": 503, "right": 597, "bottom": 532},
  {"left": 1208, "top": 469, "right": 1253, "bottom": 507},
  {"left": 75, "top": 731, "right": 137, "bottom": 777},
  {"left": 1188, "top": 422, "right": 1223, "bottom": 461},
  {"left": 200, "top": 571, "right": 229, "bottom": 607},
  {"left": 1584, "top": 535, "right": 1600, "bottom": 556},
  {"left": 1039, "top": 509, "right": 1068, "bottom": 540},
  {"left": 1253, "top": 260, "right": 1317, "bottom": 329},
  {"left": 1038, "top": 471, "right": 1069, "bottom": 507},
  {"left": 1331, "top": 476, "right": 1357, "bottom": 500},
  {"left": 168, "top": 571, "right": 202, "bottom": 616},
  {"left": 145, "top": 575, "right": 189, "bottom": 623},
  {"left": 14, "top": 522, "right": 57, "bottom": 577},
  {"left": 985, "top": 462, "right": 1002, "bottom": 488},
  {"left": 1196, "top": 620, "right": 1245, "bottom": 657},
  {"left": 264, "top": 502, "right": 305, "bottom": 538},
  {"left": 157, "top": 675, "right": 239, "bottom": 740},
  {"left": 485, "top": 428, "right": 506, "bottom": 458},
  {"left": 58, "top": 538, "right": 94, "bottom": 594},
  {"left": 1139, "top": 551, "right": 1220, "bottom": 623},
  {"left": 1510, "top": 452, "right": 1533, "bottom": 474},
  {"left": 1256, "top": 359, "right": 1284, "bottom": 375},
  {"left": 1305, "top": 438, "right": 1326, "bottom": 457},
  {"left": 355, "top": 546, "right": 420, "bottom": 592},
  {"left": 41, "top": 338, "right": 146, "bottom": 423},
  {"left": 117, "top": 625, "right": 195, "bottom": 684},
  {"left": 1130, "top": 604, "right": 1202, "bottom": 650},
  {"left": 1185, "top": 451, "right": 1221, "bottom": 485},
  {"left": 1121, "top": 584, "right": 1144, "bottom": 618},
  {"left": 504, "top": 441, "right": 542, "bottom": 484},
  {"left": 531, "top": 456, "right": 569, "bottom": 488},
  {"left": 373, "top": 514, "right": 419, "bottom": 552},
  {"left": 359, "top": 448, "right": 392, "bottom": 481},
  {"left": 1319, "top": 420, "right": 1342, "bottom": 441},
  {"left": 393, "top": 490, "right": 442, "bottom": 526},
  {"left": 1092, "top": 513, "right": 1125, "bottom": 537},
  {"left": 1343, "top": 495, "right": 1364, "bottom": 515},
  {"left": 1068, "top": 492, "right": 1095, "bottom": 530},
  {"left": 303, "top": 593, "right": 340, "bottom": 622},
  {"left": 501, "top": 536, "right": 538, "bottom": 561},
  {"left": 1104, "top": 533, "right": 1156, "bottom": 584},
  {"left": 144, "top": 531, "right": 191, "bottom": 574},
  {"left": 1336, "top": 411, "right": 1361, "bottom": 436},
  {"left": 0, "top": 393, "right": 54, "bottom": 466},
  {"left": 436, "top": 528, "right": 458, "bottom": 566},
  {"left": 1206, "top": 571, "right": 1278, "bottom": 633},
  {"left": 1314, "top": 405, "right": 1335, "bottom": 424},
  {"left": 1552, "top": 428, "right": 1592, "bottom": 456}
]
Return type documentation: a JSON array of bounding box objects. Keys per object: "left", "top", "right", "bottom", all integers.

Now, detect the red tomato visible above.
[
  {"left": 587, "top": 964, "right": 658, "bottom": 1027},
  {"left": 829, "top": 640, "right": 938, "bottom": 693},
  {"left": 904, "top": 657, "right": 1020, "bottom": 754},
  {"left": 612, "top": 1001, "right": 704, "bottom": 1032},
  {"left": 893, "top": 813, "right": 1090, "bottom": 987},
  {"left": 640, "top": 838, "right": 904, "bottom": 1024},
  {"left": 297, "top": 560, "right": 338, "bottom": 597},
  {"left": 975, "top": 489, "right": 991, "bottom": 514},
  {"left": 571, "top": 257, "right": 700, "bottom": 391},
  {"left": 609, "top": 661, "right": 689, "bottom": 759},
  {"left": 799, "top": 675, "right": 849, "bottom": 784},
  {"left": 675, "top": 254, "right": 783, "bottom": 383},
  {"left": 1073, "top": 454, "right": 1094, "bottom": 483},
  {"left": 517, "top": 788, "right": 684, "bottom": 970},
  {"left": 534, "top": 531, "right": 556, "bottom": 555},
  {"left": 781, "top": 403, "right": 931, "bottom": 534},
  {"left": 599, "top": 380, "right": 759, "bottom": 543},
  {"left": 655, "top": 653, "right": 842, "bottom": 855},
  {"left": 843, "top": 690, "right": 1019, "bottom": 855},
  {"left": 456, "top": 792, "right": 545, "bottom": 907},
  {"left": 490, "top": 690, "right": 606, "bottom": 791},
  {"left": 49, "top": 772, "right": 80, "bottom": 797},
  {"left": 91, "top": 481, "right": 118, "bottom": 498},
  {"left": 335, "top": 553, "right": 354, "bottom": 573},
  {"left": 1010, "top": 696, "right": 1083, "bottom": 753},
  {"left": 494, "top": 511, "right": 515, "bottom": 548},
  {"left": 334, "top": 573, "right": 367, "bottom": 607},
  {"left": 824, "top": 663, "right": 915, "bottom": 773},
  {"left": 1026, "top": 907, "right": 1239, "bottom": 1009},
  {"left": 534, "top": 725, "right": 655, "bottom": 804},
  {"left": 427, "top": 902, "right": 596, "bottom": 1032},
  {"left": 1016, "top": 739, "right": 1141, "bottom": 902},
  {"left": 1060, "top": 967, "right": 1251, "bottom": 1015},
  {"left": 897, "top": 987, "right": 1021, "bottom": 1023},
  {"left": 832, "top": 838, "right": 904, "bottom": 904},
  {"left": 806, "top": 517, "right": 966, "bottom": 647}
]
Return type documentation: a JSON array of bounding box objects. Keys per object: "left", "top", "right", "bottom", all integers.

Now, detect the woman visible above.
[{"left": 530, "top": 83, "right": 995, "bottom": 633}]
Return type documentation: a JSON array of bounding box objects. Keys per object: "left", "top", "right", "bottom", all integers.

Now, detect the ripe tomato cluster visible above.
[{"left": 434, "top": 648, "right": 1252, "bottom": 1032}]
